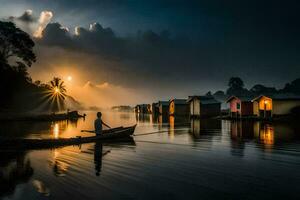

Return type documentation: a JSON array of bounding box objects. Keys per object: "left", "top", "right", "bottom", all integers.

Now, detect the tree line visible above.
[
  {"left": 208, "top": 77, "right": 300, "bottom": 99},
  {"left": 0, "top": 21, "right": 66, "bottom": 112}
]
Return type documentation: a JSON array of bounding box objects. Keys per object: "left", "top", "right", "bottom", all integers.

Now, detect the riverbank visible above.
[
  {"left": 219, "top": 114, "right": 300, "bottom": 122},
  {"left": 0, "top": 110, "right": 85, "bottom": 121}
]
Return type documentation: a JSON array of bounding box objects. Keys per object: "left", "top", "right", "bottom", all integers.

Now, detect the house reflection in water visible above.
[
  {"left": 156, "top": 114, "right": 169, "bottom": 131},
  {"left": 229, "top": 120, "right": 298, "bottom": 150},
  {"left": 256, "top": 123, "right": 274, "bottom": 147},
  {"left": 169, "top": 116, "right": 175, "bottom": 140},
  {"left": 230, "top": 120, "right": 255, "bottom": 156},
  {"left": 168, "top": 115, "right": 190, "bottom": 140},
  {"left": 135, "top": 113, "right": 151, "bottom": 123},
  {"left": 189, "top": 118, "right": 221, "bottom": 139},
  {"left": 230, "top": 120, "right": 254, "bottom": 140}
]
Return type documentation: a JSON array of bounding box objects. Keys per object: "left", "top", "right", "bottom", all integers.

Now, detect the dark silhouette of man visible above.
[{"left": 94, "top": 112, "right": 111, "bottom": 135}]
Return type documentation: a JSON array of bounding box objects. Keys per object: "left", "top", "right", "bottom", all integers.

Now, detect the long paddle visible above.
[
  {"left": 81, "top": 126, "right": 124, "bottom": 133},
  {"left": 81, "top": 130, "right": 95, "bottom": 133}
]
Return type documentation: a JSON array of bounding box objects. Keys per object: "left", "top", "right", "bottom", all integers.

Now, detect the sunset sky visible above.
[{"left": 1, "top": 0, "right": 300, "bottom": 107}]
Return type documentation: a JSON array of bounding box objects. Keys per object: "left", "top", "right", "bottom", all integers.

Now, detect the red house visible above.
[{"left": 226, "top": 96, "right": 253, "bottom": 117}]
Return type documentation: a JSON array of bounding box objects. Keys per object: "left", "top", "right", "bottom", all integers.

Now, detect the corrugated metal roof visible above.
[
  {"left": 171, "top": 99, "right": 188, "bottom": 104},
  {"left": 252, "top": 94, "right": 300, "bottom": 101},
  {"left": 226, "top": 96, "right": 253, "bottom": 103},
  {"left": 200, "top": 99, "right": 221, "bottom": 104},
  {"left": 158, "top": 101, "right": 169, "bottom": 106},
  {"left": 187, "top": 96, "right": 220, "bottom": 104}
]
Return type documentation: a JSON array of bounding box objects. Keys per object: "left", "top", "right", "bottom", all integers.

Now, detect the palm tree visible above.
[
  {"left": 39, "top": 77, "right": 67, "bottom": 112},
  {"left": 49, "top": 77, "right": 67, "bottom": 100}
]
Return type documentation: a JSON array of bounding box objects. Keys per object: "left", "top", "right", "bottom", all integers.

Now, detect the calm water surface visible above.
[{"left": 0, "top": 111, "right": 300, "bottom": 200}]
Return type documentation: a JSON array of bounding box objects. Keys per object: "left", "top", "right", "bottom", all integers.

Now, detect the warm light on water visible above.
[
  {"left": 0, "top": 111, "right": 299, "bottom": 199},
  {"left": 53, "top": 123, "right": 59, "bottom": 139}
]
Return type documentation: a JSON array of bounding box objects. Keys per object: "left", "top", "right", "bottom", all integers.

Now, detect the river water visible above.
[{"left": 0, "top": 111, "right": 299, "bottom": 200}]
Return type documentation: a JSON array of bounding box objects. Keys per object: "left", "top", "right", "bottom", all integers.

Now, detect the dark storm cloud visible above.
[
  {"left": 37, "top": 22, "right": 195, "bottom": 72},
  {"left": 9, "top": 10, "right": 36, "bottom": 23},
  {"left": 3, "top": 0, "right": 300, "bottom": 94}
]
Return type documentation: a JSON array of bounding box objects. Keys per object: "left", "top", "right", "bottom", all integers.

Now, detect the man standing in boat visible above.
[{"left": 95, "top": 112, "right": 111, "bottom": 135}]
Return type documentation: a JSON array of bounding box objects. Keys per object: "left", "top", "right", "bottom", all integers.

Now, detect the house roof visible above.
[
  {"left": 170, "top": 99, "right": 188, "bottom": 105},
  {"left": 136, "top": 104, "right": 150, "bottom": 107},
  {"left": 226, "top": 96, "right": 253, "bottom": 103},
  {"left": 158, "top": 101, "right": 169, "bottom": 106},
  {"left": 187, "top": 96, "right": 220, "bottom": 104},
  {"left": 252, "top": 94, "right": 300, "bottom": 101}
]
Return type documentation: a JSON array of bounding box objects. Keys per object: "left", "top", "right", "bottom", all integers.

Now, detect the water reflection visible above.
[
  {"left": 0, "top": 151, "right": 33, "bottom": 198},
  {"left": 229, "top": 120, "right": 300, "bottom": 150},
  {"left": 94, "top": 142, "right": 103, "bottom": 176},
  {"left": 258, "top": 124, "right": 274, "bottom": 147},
  {"left": 50, "top": 149, "right": 69, "bottom": 177},
  {"left": 0, "top": 111, "right": 299, "bottom": 199},
  {"left": 53, "top": 123, "right": 59, "bottom": 138},
  {"left": 189, "top": 118, "right": 221, "bottom": 139},
  {"left": 135, "top": 113, "right": 151, "bottom": 123},
  {"left": 32, "top": 179, "right": 50, "bottom": 196}
]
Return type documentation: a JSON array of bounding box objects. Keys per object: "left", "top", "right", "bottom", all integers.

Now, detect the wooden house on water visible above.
[
  {"left": 187, "top": 96, "right": 221, "bottom": 118},
  {"left": 169, "top": 99, "right": 189, "bottom": 116},
  {"left": 151, "top": 102, "right": 159, "bottom": 116},
  {"left": 252, "top": 94, "right": 300, "bottom": 118},
  {"left": 135, "top": 104, "right": 151, "bottom": 114},
  {"left": 158, "top": 101, "right": 169, "bottom": 116},
  {"left": 226, "top": 96, "right": 253, "bottom": 117}
]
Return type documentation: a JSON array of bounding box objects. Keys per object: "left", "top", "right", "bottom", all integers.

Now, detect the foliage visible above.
[
  {"left": 226, "top": 77, "right": 250, "bottom": 96},
  {"left": 250, "top": 84, "right": 277, "bottom": 95},
  {"left": 228, "top": 77, "right": 244, "bottom": 89},
  {"left": 0, "top": 21, "right": 36, "bottom": 67},
  {"left": 49, "top": 77, "right": 67, "bottom": 99},
  {"left": 281, "top": 78, "right": 300, "bottom": 94},
  {"left": 0, "top": 21, "right": 69, "bottom": 112}
]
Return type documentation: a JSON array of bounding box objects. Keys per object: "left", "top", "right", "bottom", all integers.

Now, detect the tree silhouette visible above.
[
  {"left": 228, "top": 77, "right": 244, "bottom": 89},
  {"left": 226, "top": 77, "right": 250, "bottom": 96},
  {"left": 281, "top": 78, "right": 300, "bottom": 94},
  {"left": 49, "top": 77, "right": 67, "bottom": 100},
  {"left": 0, "top": 21, "right": 37, "bottom": 109},
  {"left": 250, "top": 84, "right": 277, "bottom": 95},
  {"left": 0, "top": 21, "right": 36, "bottom": 67}
]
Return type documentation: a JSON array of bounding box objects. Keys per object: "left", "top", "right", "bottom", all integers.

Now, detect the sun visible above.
[
  {"left": 54, "top": 87, "right": 60, "bottom": 94},
  {"left": 67, "top": 76, "right": 72, "bottom": 81}
]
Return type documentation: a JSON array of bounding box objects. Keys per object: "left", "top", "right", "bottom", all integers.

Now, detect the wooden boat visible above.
[{"left": 0, "top": 125, "right": 136, "bottom": 150}]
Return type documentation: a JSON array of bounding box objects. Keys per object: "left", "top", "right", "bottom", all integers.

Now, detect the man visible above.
[{"left": 94, "top": 112, "right": 111, "bottom": 135}]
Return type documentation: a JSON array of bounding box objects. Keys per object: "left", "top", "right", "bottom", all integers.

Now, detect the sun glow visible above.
[
  {"left": 67, "top": 76, "right": 72, "bottom": 81},
  {"left": 39, "top": 77, "right": 67, "bottom": 112},
  {"left": 54, "top": 87, "right": 60, "bottom": 94}
]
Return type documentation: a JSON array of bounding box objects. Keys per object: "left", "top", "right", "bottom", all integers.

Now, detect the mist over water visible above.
[{"left": 0, "top": 111, "right": 299, "bottom": 199}]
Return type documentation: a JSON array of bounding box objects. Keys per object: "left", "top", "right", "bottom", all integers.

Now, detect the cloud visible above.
[
  {"left": 34, "top": 11, "right": 53, "bottom": 38},
  {"left": 39, "top": 22, "right": 72, "bottom": 46},
  {"left": 12, "top": 9, "right": 36, "bottom": 23},
  {"left": 72, "top": 81, "right": 146, "bottom": 107},
  {"left": 7, "top": 10, "right": 53, "bottom": 37},
  {"left": 7, "top": 5, "right": 299, "bottom": 103},
  {"left": 8, "top": 10, "right": 37, "bottom": 34},
  {"left": 33, "top": 19, "right": 300, "bottom": 96},
  {"left": 37, "top": 21, "right": 193, "bottom": 70}
]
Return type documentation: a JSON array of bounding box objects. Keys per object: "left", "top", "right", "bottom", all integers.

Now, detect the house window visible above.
[{"left": 236, "top": 103, "right": 240, "bottom": 110}]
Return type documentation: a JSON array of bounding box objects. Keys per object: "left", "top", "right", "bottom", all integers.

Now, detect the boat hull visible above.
[{"left": 0, "top": 125, "right": 136, "bottom": 150}]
